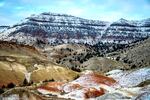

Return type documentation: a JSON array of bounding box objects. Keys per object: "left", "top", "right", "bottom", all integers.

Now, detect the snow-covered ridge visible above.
[
  {"left": 0, "top": 26, "right": 9, "bottom": 33},
  {"left": 0, "top": 12, "right": 150, "bottom": 45}
]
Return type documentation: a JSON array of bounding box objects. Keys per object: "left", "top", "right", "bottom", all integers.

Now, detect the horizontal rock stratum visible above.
[{"left": 0, "top": 12, "right": 150, "bottom": 45}]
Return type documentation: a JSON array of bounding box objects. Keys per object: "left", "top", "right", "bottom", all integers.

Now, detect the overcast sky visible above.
[{"left": 0, "top": 0, "right": 150, "bottom": 25}]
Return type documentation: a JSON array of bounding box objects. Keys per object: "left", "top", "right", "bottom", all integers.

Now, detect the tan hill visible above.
[
  {"left": 80, "top": 57, "right": 129, "bottom": 73},
  {"left": 0, "top": 41, "right": 79, "bottom": 87},
  {"left": 0, "top": 62, "right": 26, "bottom": 88},
  {"left": 31, "top": 64, "right": 78, "bottom": 83},
  {"left": 0, "top": 41, "right": 47, "bottom": 69},
  {"left": 106, "top": 37, "right": 150, "bottom": 69}
]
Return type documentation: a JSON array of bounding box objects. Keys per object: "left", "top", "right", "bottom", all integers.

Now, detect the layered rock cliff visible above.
[{"left": 0, "top": 12, "right": 150, "bottom": 45}]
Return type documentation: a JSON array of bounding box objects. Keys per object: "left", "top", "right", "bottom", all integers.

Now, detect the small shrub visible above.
[
  {"left": 43, "top": 79, "right": 54, "bottom": 83},
  {"left": 74, "top": 74, "right": 80, "bottom": 80},
  {"left": 23, "top": 79, "right": 28, "bottom": 86},
  {"left": 2, "top": 85, "right": 5, "bottom": 89},
  {"left": 116, "top": 56, "right": 120, "bottom": 61},
  {"left": 0, "top": 88, "right": 4, "bottom": 94},
  {"left": 131, "top": 64, "right": 137, "bottom": 69},
  {"left": 7, "top": 83, "right": 15, "bottom": 88}
]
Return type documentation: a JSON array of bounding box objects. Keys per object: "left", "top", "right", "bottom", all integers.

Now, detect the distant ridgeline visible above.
[{"left": 0, "top": 12, "right": 150, "bottom": 45}]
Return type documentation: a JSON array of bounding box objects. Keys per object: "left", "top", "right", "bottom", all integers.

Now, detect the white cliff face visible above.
[
  {"left": 24, "top": 72, "right": 31, "bottom": 83},
  {"left": 0, "top": 12, "right": 150, "bottom": 45},
  {"left": 108, "top": 68, "right": 150, "bottom": 87}
]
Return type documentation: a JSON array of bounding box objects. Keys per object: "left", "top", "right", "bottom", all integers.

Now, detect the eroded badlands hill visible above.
[{"left": 0, "top": 41, "right": 79, "bottom": 87}]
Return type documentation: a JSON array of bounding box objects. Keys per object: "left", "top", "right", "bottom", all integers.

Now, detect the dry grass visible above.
[
  {"left": 81, "top": 57, "right": 129, "bottom": 72},
  {"left": 31, "top": 64, "right": 79, "bottom": 83}
]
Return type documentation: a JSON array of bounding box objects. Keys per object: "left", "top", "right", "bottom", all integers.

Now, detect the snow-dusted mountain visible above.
[
  {"left": 0, "top": 12, "right": 150, "bottom": 45},
  {"left": 103, "top": 18, "right": 150, "bottom": 44},
  {"left": 0, "top": 26, "right": 9, "bottom": 33}
]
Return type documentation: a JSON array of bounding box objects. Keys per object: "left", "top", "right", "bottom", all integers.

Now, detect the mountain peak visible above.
[
  {"left": 117, "top": 18, "right": 128, "bottom": 23},
  {"left": 40, "top": 12, "right": 74, "bottom": 17},
  {"left": 119, "top": 18, "right": 127, "bottom": 21}
]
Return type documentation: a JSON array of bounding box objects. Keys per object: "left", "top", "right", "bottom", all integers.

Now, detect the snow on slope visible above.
[
  {"left": 107, "top": 68, "right": 150, "bottom": 87},
  {"left": 0, "top": 12, "right": 150, "bottom": 45}
]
